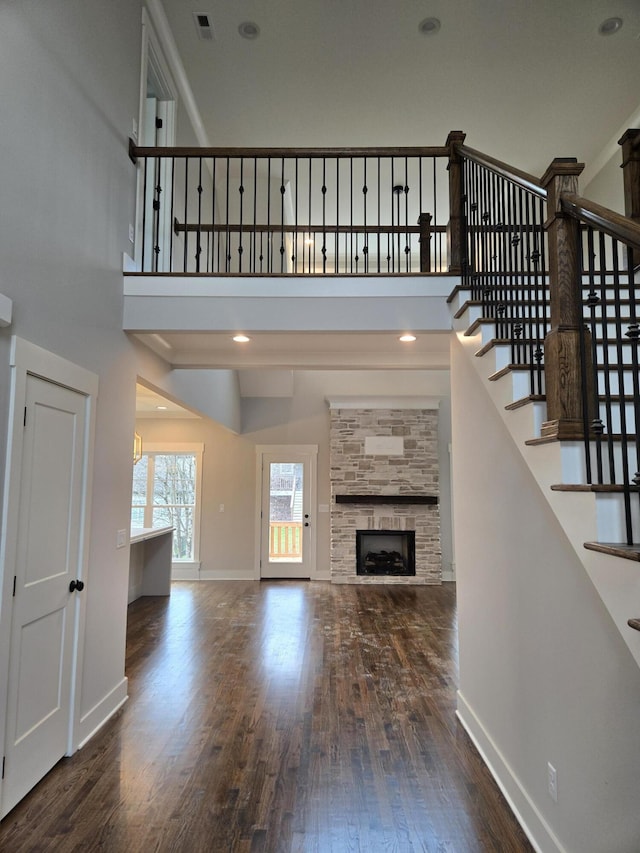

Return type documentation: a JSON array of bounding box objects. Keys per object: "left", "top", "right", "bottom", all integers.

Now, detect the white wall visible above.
[
  {"left": 451, "top": 335, "right": 640, "bottom": 853},
  {"left": 135, "top": 416, "right": 256, "bottom": 578},
  {"left": 0, "top": 0, "right": 148, "bottom": 746},
  {"left": 137, "top": 368, "right": 453, "bottom": 582},
  {"left": 583, "top": 148, "right": 625, "bottom": 214}
]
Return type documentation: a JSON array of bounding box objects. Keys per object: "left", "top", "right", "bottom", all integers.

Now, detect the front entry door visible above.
[
  {"left": 1, "top": 375, "right": 88, "bottom": 817},
  {"left": 259, "top": 447, "right": 317, "bottom": 579}
]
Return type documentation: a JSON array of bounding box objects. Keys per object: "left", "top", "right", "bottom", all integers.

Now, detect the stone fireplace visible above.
[{"left": 328, "top": 397, "right": 441, "bottom": 584}]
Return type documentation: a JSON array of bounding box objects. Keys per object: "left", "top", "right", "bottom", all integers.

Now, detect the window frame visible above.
[{"left": 132, "top": 442, "right": 204, "bottom": 568}]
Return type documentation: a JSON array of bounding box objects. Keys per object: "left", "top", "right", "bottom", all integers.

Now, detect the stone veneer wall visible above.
[{"left": 329, "top": 407, "right": 441, "bottom": 584}]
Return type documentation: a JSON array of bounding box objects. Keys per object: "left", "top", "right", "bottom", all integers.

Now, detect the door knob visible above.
[{"left": 69, "top": 579, "right": 85, "bottom": 593}]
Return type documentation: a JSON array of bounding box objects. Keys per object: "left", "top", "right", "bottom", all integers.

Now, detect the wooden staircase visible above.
[{"left": 449, "top": 284, "right": 640, "bottom": 653}]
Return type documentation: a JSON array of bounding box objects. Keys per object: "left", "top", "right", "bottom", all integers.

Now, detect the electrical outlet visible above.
[
  {"left": 547, "top": 762, "right": 558, "bottom": 802},
  {"left": 116, "top": 529, "right": 127, "bottom": 549},
  {"left": 219, "top": 503, "right": 225, "bottom": 513}
]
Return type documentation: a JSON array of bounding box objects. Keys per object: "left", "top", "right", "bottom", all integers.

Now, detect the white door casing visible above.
[
  {"left": 0, "top": 338, "right": 97, "bottom": 819},
  {"left": 255, "top": 446, "right": 317, "bottom": 580}
]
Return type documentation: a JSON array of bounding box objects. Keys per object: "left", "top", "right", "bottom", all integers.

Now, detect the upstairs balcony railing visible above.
[{"left": 128, "top": 140, "right": 453, "bottom": 275}]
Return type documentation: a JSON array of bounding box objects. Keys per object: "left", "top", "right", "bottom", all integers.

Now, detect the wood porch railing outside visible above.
[{"left": 269, "top": 522, "right": 302, "bottom": 560}]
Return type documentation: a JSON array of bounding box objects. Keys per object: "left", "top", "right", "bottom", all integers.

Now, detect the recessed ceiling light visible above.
[
  {"left": 304, "top": 237, "right": 314, "bottom": 245},
  {"left": 233, "top": 334, "right": 251, "bottom": 343},
  {"left": 399, "top": 334, "right": 417, "bottom": 343},
  {"left": 418, "top": 17, "right": 441, "bottom": 36},
  {"left": 598, "top": 17, "right": 623, "bottom": 35},
  {"left": 238, "top": 21, "right": 260, "bottom": 40},
  {"left": 156, "top": 405, "right": 168, "bottom": 411}
]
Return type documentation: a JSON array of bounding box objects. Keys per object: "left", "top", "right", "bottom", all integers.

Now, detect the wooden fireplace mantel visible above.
[{"left": 334, "top": 494, "right": 438, "bottom": 505}]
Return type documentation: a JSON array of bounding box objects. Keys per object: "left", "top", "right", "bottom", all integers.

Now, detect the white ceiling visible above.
[
  {"left": 137, "top": 0, "right": 640, "bottom": 412},
  {"left": 161, "top": 0, "right": 640, "bottom": 177}
]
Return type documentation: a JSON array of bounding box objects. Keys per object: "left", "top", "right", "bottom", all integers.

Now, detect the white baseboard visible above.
[
  {"left": 200, "top": 568, "right": 254, "bottom": 580},
  {"left": 456, "top": 691, "right": 566, "bottom": 853},
  {"left": 76, "top": 677, "right": 128, "bottom": 750},
  {"left": 172, "top": 565, "right": 200, "bottom": 581}
]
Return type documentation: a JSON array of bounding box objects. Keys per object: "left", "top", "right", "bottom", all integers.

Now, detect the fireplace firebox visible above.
[{"left": 356, "top": 530, "right": 416, "bottom": 577}]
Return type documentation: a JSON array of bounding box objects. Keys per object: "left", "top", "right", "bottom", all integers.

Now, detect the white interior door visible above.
[
  {"left": 1, "top": 375, "right": 88, "bottom": 816},
  {"left": 258, "top": 447, "right": 317, "bottom": 579}
]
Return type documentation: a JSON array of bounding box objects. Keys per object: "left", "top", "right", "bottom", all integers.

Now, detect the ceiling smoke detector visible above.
[
  {"left": 238, "top": 21, "right": 260, "bottom": 40},
  {"left": 193, "top": 12, "right": 214, "bottom": 41},
  {"left": 598, "top": 17, "right": 623, "bottom": 35},
  {"left": 418, "top": 17, "right": 441, "bottom": 36}
]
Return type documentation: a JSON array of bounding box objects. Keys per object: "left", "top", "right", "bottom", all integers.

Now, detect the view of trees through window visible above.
[{"left": 132, "top": 453, "right": 197, "bottom": 561}]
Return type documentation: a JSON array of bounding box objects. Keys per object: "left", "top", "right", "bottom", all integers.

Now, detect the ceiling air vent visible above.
[{"left": 193, "top": 12, "right": 214, "bottom": 41}]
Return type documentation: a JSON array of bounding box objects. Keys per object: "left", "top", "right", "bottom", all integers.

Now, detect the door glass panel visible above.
[{"left": 268, "top": 462, "right": 303, "bottom": 563}]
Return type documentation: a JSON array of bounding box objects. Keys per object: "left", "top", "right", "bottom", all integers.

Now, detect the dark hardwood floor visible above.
[{"left": 0, "top": 581, "right": 533, "bottom": 852}]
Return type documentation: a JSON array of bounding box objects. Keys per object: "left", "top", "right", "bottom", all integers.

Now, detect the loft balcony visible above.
[{"left": 126, "top": 138, "right": 457, "bottom": 276}]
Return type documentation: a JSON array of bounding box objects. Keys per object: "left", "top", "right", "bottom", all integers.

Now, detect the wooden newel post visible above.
[
  {"left": 540, "top": 157, "right": 593, "bottom": 440},
  {"left": 446, "top": 131, "right": 466, "bottom": 275},
  {"left": 418, "top": 213, "right": 432, "bottom": 272},
  {"left": 618, "top": 128, "right": 640, "bottom": 270}
]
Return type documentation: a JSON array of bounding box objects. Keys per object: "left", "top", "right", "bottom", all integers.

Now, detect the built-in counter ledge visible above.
[{"left": 334, "top": 495, "right": 438, "bottom": 505}]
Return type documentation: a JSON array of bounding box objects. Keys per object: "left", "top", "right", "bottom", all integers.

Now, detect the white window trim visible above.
[{"left": 134, "top": 442, "right": 204, "bottom": 567}]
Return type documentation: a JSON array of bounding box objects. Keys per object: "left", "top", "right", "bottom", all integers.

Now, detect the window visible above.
[{"left": 131, "top": 442, "right": 203, "bottom": 565}]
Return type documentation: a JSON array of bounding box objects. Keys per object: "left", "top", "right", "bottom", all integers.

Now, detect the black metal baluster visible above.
[
  {"left": 267, "top": 158, "right": 272, "bottom": 273},
  {"left": 153, "top": 156, "right": 162, "bottom": 272},
  {"left": 212, "top": 157, "right": 218, "bottom": 273},
  {"left": 280, "top": 157, "right": 286, "bottom": 273},
  {"left": 349, "top": 158, "right": 353, "bottom": 274},
  {"left": 308, "top": 158, "right": 312, "bottom": 274},
  {"left": 404, "top": 156, "right": 410, "bottom": 273},
  {"left": 377, "top": 158, "right": 381, "bottom": 273},
  {"left": 294, "top": 157, "right": 299, "bottom": 274},
  {"left": 183, "top": 157, "right": 189, "bottom": 273},
  {"left": 237, "top": 158, "right": 244, "bottom": 273},
  {"left": 224, "top": 158, "right": 230, "bottom": 273},
  {"left": 625, "top": 243, "right": 640, "bottom": 541},
  {"left": 363, "top": 158, "right": 368, "bottom": 274},
  {"left": 252, "top": 157, "right": 258, "bottom": 274},
  {"left": 195, "top": 157, "right": 203, "bottom": 272},
  {"left": 169, "top": 157, "right": 175, "bottom": 273},
  {"left": 611, "top": 239, "right": 635, "bottom": 542},
  {"left": 335, "top": 159, "right": 340, "bottom": 274},
  {"left": 321, "top": 157, "right": 327, "bottom": 274}
]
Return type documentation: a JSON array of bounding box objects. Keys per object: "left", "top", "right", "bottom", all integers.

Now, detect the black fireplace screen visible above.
[{"left": 356, "top": 530, "right": 416, "bottom": 576}]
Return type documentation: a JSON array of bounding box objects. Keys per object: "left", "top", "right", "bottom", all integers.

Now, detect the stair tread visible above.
[
  {"left": 475, "top": 338, "right": 543, "bottom": 357},
  {"left": 583, "top": 542, "right": 640, "bottom": 563},
  {"left": 488, "top": 364, "right": 543, "bottom": 381},
  {"left": 504, "top": 395, "right": 546, "bottom": 410},
  {"left": 550, "top": 483, "right": 640, "bottom": 493}
]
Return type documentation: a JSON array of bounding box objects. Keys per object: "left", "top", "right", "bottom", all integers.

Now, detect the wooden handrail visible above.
[
  {"left": 560, "top": 192, "right": 640, "bottom": 252},
  {"left": 129, "top": 138, "right": 449, "bottom": 164},
  {"left": 173, "top": 219, "right": 447, "bottom": 235},
  {"left": 456, "top": 143, "right": 547, "bottom": 200}
]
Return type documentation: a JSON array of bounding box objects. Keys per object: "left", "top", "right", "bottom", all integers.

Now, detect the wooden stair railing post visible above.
[
  {"left": 618, "top": 128, "right": 640, "bottom": 270},
  {"left": 446, "top": 131, "right": 466, "bottom": 275},
  {"left": 418, "top": 213, "right": 432, "bottom": 272},
  {"left": 540, "top": 157, "right": 593, "bottom": 439}
]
